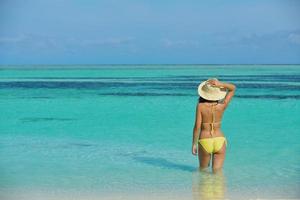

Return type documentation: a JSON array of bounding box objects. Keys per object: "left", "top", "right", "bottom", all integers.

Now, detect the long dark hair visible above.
[{"left": 198, "top": 96, "right": 218, "bottom": 104}]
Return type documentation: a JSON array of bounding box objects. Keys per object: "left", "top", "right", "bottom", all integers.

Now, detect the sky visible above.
[{"left": 0, "top": 0, "right": 300, "bottom": 65}]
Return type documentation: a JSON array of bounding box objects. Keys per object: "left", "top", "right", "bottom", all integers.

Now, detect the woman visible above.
[{"left": 192, "top": 78, "right": 236, "bottom": 173}]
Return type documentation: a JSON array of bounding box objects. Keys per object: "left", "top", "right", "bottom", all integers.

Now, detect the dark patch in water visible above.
[
  {"left": 0, "top": 81, "right": 108, "bottom": 89},
  {"left": 96, "top": 92, "right": 300, "bottom": 99},
  {"left": 1, "top": 80, "right": 300, "bottom": 91},
  {"left": 132, "top": 156, "right": 195, "bottom": 172},
  {"left": 235, "top": 83, "right": 300, "bottom": 90},
  {"left": 0, "top": 81, "right": 198, "bottom": 89},
  {"left": 20, "top": 117, "right": 75, "bottom": 122},
  {"left": 28, "top": 96, "right": 53, "bottom": 99},
  {"left": 235, "top": 95, "right": 300, "bottom": 100},
  {"left": 97, "top": 92, "right": 194, "bottom": 97},
  {"left": 169, "top": 74, "right": 300, "bottom": 81},
  {"left": 8, "top": 74, "right": 300, "bottom": 82},
  {"left": 69, "top": 143, "right": 94, "bottom": 147},
  {"left": 10, "top": 77, "right": 130, "bottom": 80}
]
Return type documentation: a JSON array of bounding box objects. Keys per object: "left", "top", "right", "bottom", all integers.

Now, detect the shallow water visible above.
[{"left": 0, "top": 65, "right": 300, "bottom": 199}]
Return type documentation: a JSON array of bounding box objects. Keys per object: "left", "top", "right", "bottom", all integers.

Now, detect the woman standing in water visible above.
[{"left": 192, "top": 78, "right": 236, "bottom": 173}]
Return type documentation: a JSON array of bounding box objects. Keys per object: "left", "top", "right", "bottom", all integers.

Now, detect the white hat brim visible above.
[{"left": 198, "top": 81, "right": 227, "bottom": 101}]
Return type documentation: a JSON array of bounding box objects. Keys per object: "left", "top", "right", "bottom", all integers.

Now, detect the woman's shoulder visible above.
[
  {"left": 217, "top": 100, "right": 228, "bottom": 109},
  {"left": 196, "top": 102, "right": 206, "bottom": 112}
]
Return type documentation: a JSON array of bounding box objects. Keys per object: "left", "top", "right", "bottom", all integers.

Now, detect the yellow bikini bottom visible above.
[{"left": 198, "top": 137, "right": 227, "bottom": 154}]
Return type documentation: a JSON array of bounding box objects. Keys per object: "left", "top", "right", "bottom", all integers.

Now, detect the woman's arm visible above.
[
  {"left": 220, "top": 82, "right": 236, "bottom": 108},
  {"left": 207, "top": 79, "right": 236, "bottom": 108},
  {"left": 192, "top": 103, "right": 202, "bottom": 155},
  {"left": 219, "top": 82, "right": 236, "bottom": 91}
]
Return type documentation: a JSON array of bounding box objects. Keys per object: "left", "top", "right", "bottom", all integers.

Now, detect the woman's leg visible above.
[
  {"left": 198, "top": 144, "right": 211, "bottom": 170},
  {"left": 212, "top": 142, "right": 226, "bottom": 173}
]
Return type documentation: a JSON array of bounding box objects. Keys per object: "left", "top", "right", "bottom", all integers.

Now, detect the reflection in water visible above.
[{"left": 192, "top": 169, "right": 226, "bottom": 200}]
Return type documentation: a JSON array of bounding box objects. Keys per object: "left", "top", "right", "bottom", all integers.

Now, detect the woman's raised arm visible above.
[{"left": 207, "top": 79, "right": 236, "bottom": 108}]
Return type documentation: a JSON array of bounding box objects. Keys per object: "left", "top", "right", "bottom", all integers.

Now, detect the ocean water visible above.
[{"left": 0, "top": 65, "right": 299, "bottom": 200}]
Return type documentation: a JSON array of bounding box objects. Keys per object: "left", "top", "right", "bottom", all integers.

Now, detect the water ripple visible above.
[{"left": 20, "top": 117, "right": 76, "bottom": 123}]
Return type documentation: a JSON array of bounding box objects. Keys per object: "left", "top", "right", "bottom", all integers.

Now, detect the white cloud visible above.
[
  {"left": 0, "top": 34, "right": 135, "bottom": 52},
  {"left": 161, "top": 39, "right": 200, "bottom": 48},
  {"left": 0, "top": 35, "right": 27, "bottom": 44},
  {"left": 80, "top": 37, "right": 135, "bottom": 46}
]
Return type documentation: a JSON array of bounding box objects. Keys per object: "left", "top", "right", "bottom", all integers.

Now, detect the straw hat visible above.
[{"left": 198, "top": 78, "right": 227, "bottom": 101}]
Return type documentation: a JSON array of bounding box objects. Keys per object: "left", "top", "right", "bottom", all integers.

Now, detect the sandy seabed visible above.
[{"left": 1, "top": 190, "right": 299, "bottom": 200}]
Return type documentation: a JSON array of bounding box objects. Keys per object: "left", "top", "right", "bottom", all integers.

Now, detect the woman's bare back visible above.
[{"left": 199, "top": 102, "right": 226, "bottom": 138}]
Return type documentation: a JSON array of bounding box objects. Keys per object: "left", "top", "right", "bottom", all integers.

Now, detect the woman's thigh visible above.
[
  {"left": 198, "top": 144, "right": 211, "bottom": 169},
  {"left": 212, "top": 142, "right": 226, "bottom": 172}
]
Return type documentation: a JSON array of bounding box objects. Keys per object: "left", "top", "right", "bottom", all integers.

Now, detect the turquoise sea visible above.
[{"left": 0, "top": 65, "right": 299, "bottom": 200}]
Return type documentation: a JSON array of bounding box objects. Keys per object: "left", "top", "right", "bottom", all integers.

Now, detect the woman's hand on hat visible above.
[{"left": 207, "top": 79, "right": 222, "bottom": 87}]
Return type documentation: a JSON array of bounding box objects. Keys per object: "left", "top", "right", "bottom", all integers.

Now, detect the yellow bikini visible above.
[{"left": 198, "top": 104, "right": 227, "bottom": 154}]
